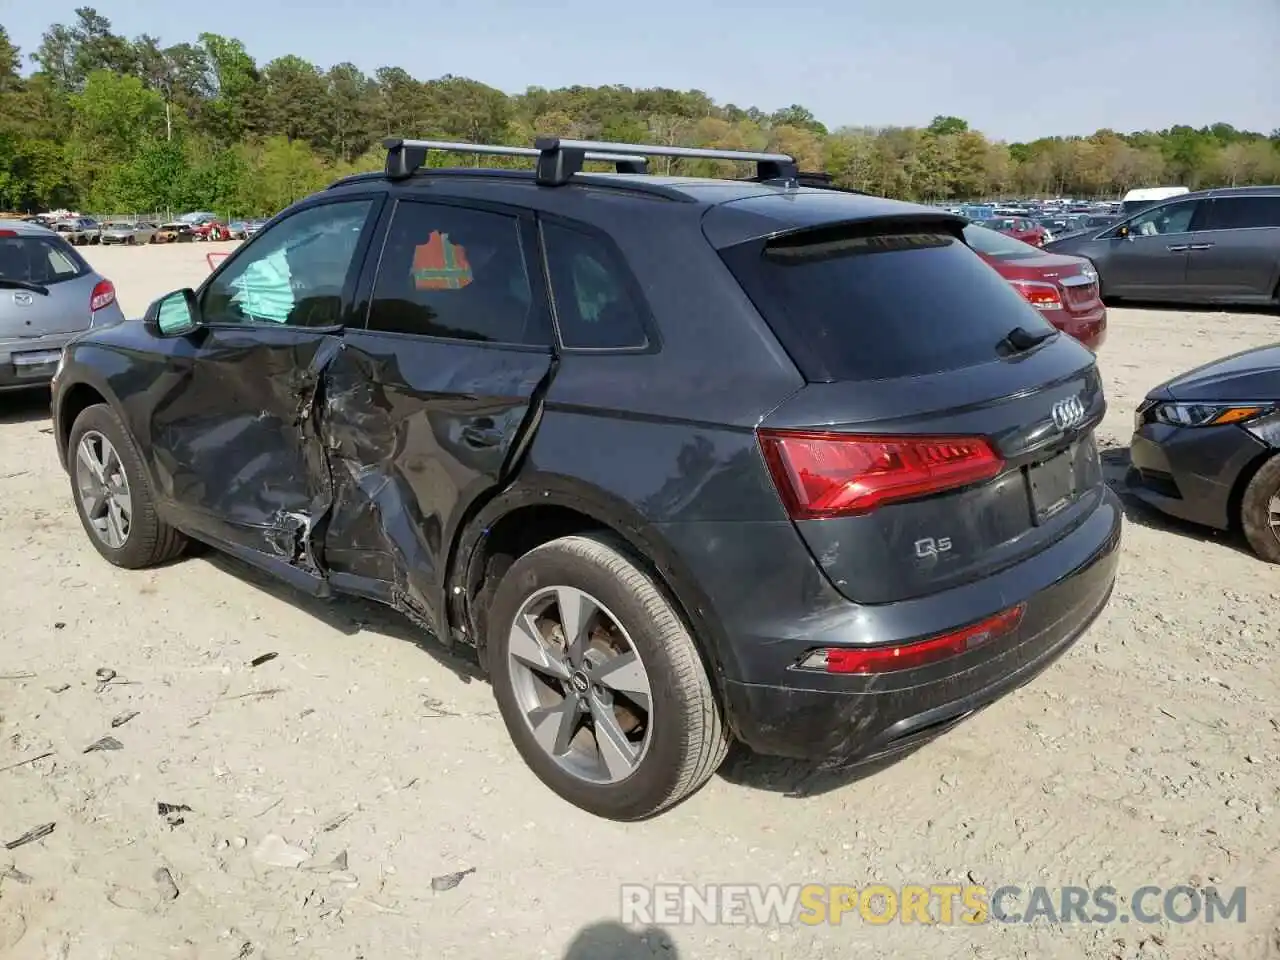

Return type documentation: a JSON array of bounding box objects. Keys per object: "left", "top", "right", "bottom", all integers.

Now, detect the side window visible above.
[
  {"left": 202, "top": 199, "right": 373, "bottom": 327},
  {"left": 367, "top": 201, "right": 546, "bottom": 346},
  {"left": 1128, "top": 200, "right": 1199, "bottom": 237},
  {"left": 542, "top": 222, "right": 648, "bottom": 350},
  {"left": 1205, "top": 197, "right": 1280, "bottom": 231}
]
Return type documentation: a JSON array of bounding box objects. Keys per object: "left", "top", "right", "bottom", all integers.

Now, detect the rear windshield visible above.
[
  {"left": 0, "top": 234, "right": 89, "bottom": 286},
  {"left": 963, "top": 224, "right": 1039, "bottom": 258},
  {"left": 720, "top": 223, "right": 1056, "bottom": 382}
]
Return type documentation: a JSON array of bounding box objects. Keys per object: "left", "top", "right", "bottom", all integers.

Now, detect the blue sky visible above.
[{"left": 6, "top": 0, "right": 1278, "bottom": 142}]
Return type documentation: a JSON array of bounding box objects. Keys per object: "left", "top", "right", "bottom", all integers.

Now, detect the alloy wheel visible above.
[
  {"left": 74, "top": 431, "right": 133, "bottom": 549},
  {"left": 1268, "top": 493, "right": 1280, "bottom": 545},
  {"left": 507, "top": 586, "right": 654, "bottom": 784}
]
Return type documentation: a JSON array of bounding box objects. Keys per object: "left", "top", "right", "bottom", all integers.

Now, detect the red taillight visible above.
[
  {"left": 0, "top": 229, "right": 17, "bottom": 237},
  {"left": 757, "top": 430, "right": 1004, "bottom": 519},
  {"left": 804, "top": 604, "right": 1026, "bottom": 674},
  {"left": 1010, "top": 279, "right": 1064, "bottom": 311},
  {"left": 90, "top": 279, "right": 115, "bottom": 312}
]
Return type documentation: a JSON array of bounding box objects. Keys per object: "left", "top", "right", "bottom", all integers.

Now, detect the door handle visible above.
[
  {"left": 461, "top": 421, "right": 504, "bottom": 448},
  {"left": 1188, "top": 243, "right": 1214, "bottom": 250},
  {"left": 1166, "top": 244, "right": 1189, "bottom": 252}
]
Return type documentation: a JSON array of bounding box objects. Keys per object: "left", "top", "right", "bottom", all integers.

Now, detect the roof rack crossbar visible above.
[
  {"left": 534, "top": 137, "right": 798, "bottom": 186},
  {"left": 383, "top": 138, "right": 648, "bottom": 179}
]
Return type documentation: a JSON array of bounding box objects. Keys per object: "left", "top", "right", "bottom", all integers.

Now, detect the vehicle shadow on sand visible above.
[
  {"left": 562, "top": 922, "right": 681, "bottom": 959},
  {"left": 1098, "top": 445, "right": 1255, "bottom": 556},
  {"left": 197, "top": 550, "right": 486, "bottom": 684},
  {"left": 0, "top": 387, "right": 52, "bottom": 425}
]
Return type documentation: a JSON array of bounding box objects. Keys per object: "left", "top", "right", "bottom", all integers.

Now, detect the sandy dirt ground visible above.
[{"left": 1, "top": 242, "right": 1278, "bottom": 960}]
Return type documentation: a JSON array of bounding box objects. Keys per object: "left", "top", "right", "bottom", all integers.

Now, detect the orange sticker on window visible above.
[{"left": 412, "top": 231, "right": 472, "bottom": 290}]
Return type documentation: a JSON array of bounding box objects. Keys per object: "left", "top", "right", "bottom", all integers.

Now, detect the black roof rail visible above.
[
  {"left": 383, "top": 138, "right": 648, "bottom": 180},
  {"left": 533, "top": 137, "right": 798, "bottom": 187}
]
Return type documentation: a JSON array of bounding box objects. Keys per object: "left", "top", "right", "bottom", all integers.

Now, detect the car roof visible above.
[
  {"left": 326, "top": 167, "right": 958, "bottom": 249},
  {"left": 0, "top": 219, "right": 58, "bottom": 237}
]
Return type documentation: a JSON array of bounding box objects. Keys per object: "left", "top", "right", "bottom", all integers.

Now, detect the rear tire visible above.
[
  {"left": 1240, "top": 455, "right": 1280, "bottom": 563},
  {"left": 68, "top": 404, "right": 187, "bottom": 569},
  {"left": 486, "top": 533, "right": 728, "bottom": 820}
]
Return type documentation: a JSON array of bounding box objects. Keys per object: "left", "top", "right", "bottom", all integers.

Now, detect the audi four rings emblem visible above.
[{"left": 1051, "top": 396, "right": 1086, "bottom": 431}]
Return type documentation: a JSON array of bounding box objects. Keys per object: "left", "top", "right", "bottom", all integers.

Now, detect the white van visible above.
[{"left": 1120, "top": 186, "right": 1189, "bottom": 216}]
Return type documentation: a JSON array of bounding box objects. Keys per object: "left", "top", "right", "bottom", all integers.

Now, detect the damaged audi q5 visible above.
[{"left": 51, "top": 137, "right": 1121, "bottom": 821}]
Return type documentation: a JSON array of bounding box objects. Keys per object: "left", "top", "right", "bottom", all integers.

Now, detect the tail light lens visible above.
[
  {"left": 90, "top": 279, "right": 116, "bottom": 312},
  {"left": 757, "top": 429, "right": 1004, "bottom": 519},
  {"left": 1010, "top": 279, "right": 1063, "bottom": 311},
  {"left": 799, "top": 604, "right": 1026, "bottom": 674}
]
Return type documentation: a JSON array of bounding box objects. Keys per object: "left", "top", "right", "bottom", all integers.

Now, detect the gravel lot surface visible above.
[{"left": 0, "top": 242, "right": 1277, "bottom": 959}]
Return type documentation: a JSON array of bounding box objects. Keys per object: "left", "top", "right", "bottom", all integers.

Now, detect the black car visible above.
[
  {"left": 1130, "top": 346, "right": 1280, "bottom": 561},
  {"left": 49, "top": 136, "right": 1122, "bottom": 820},
  {"left": 1044, "top": 186, "right": 1280, "bottom": 306}
]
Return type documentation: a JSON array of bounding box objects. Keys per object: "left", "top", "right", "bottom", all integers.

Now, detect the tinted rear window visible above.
[
  {"left": 720, "top": 223, "right": 1056, "bottom": 382},
  {"left": 1205, "top": 196, "right": 1280, "bottom": 230},
  {"left": 0, "top": 234, "right": 89, "bottom": 285}
]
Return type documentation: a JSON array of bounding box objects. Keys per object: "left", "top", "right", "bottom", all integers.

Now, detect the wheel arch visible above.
[
  {"left": 445, "top": 474, "right": 737, "bottom": 705},
  {"left": 56, "top": 376, "right": 118, "bottom": 470},
  {"left": 1227, "top": 447, "right": 1278, "bottom": 532}
]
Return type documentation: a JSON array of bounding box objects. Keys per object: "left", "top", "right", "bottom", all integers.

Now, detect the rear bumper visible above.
[
  {"left": 657, "top": 487, "right": 1122, "bottom": 764},
  {"left": 0, "top": 331, "right": 80, "bottom": 391},
  {"left": 1056, "top": 306, "right": 1107, "bottom": 352}
]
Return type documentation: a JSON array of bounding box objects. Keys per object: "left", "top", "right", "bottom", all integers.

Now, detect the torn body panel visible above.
[
  {"left": 146, "top": 326, "right": 343, "bottom": 570},
  {"left": 317, "top": 331, "right": 555, "bottom": 634}
]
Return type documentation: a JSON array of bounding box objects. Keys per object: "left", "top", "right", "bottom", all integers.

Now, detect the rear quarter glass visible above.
[{"left": 719, "top": 224, "right": 1056, "bottom": 383}]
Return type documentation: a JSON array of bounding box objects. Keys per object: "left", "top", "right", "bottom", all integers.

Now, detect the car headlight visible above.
[
  {"left": 1151, "top": 402, "right": 1273, "bottom": 427},
  {"left": 1079, "top": 263, "right": 1098, "bottom": 284}
]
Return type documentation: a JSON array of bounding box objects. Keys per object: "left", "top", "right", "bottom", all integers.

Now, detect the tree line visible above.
[{"left": 2, "top": 8, "right": 1278, "bottom": 217}]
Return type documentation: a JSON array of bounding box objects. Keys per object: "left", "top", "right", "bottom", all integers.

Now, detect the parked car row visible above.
[{"left": 10, "top": 211, "right": 266, "bottom": 246}]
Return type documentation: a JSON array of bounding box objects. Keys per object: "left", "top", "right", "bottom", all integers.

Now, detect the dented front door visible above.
[
  {"left": 145, "top": 196, "right": 380, "bottom": 576},
  {"left": 146, "top": 326, "right": 342, "bottom": 569}
]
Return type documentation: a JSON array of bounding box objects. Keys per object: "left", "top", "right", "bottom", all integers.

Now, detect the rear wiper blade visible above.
[
  {"left": 0, "top": 278, "right": 50, "bottom": 296},
  {"left": 999, "top": 325, "right": 1054, "bottom": 354}
]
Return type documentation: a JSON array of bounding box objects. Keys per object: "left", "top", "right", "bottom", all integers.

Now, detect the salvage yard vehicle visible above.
[
  {"left": 154, "top": 221, "right": 194, "bottom": 243},
  {"left": 0, "top": 221, "right": 124, "bottom": 391},
  {"left": 50, "top": 137, "right": 1122, "bottom": 820},
  {"left": 52, "top": 217, "right": 101, "bottom": 246},
  {"left": 1131, "top": 347, "right": 1280, "bottom": 561},
  {"left": 964, "top": 224, "right": 1107, "bottom": 350},
  {"left": 99, "top": 221, "right": 159, "bottom": 245}
]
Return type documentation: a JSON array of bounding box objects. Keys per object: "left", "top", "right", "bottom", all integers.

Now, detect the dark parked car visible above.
[
  {"left": 964, "top": 224, "right": 1106, "bottom": 350},
  {"left": 1131, "top": 347, "right": 1280, "bottom": 561},
  {"left": 1045, "top": 186, "right": 1280, "bottom": 306},
  {"left": 49, "top": 137, "right": 1122, "bottom": 820}
]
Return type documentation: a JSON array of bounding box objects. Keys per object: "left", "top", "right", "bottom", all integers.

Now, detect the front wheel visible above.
[
  {"left": 68, "top": 404, "right": 188, "bottom": 569},
  {"left": 487, "top": 534, "right": 728, "bottom": 820},
  {"left": 1240, "top": 455, "right": 1280, "bottom": 563}
]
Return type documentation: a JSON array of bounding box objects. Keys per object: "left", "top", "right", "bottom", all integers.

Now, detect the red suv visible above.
[
  {"left": 965, "top": 224, "right": 1106, "bottom": 350},
  {"left": 978, "top": 216, "right": 1048, "bottom": 247}
]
